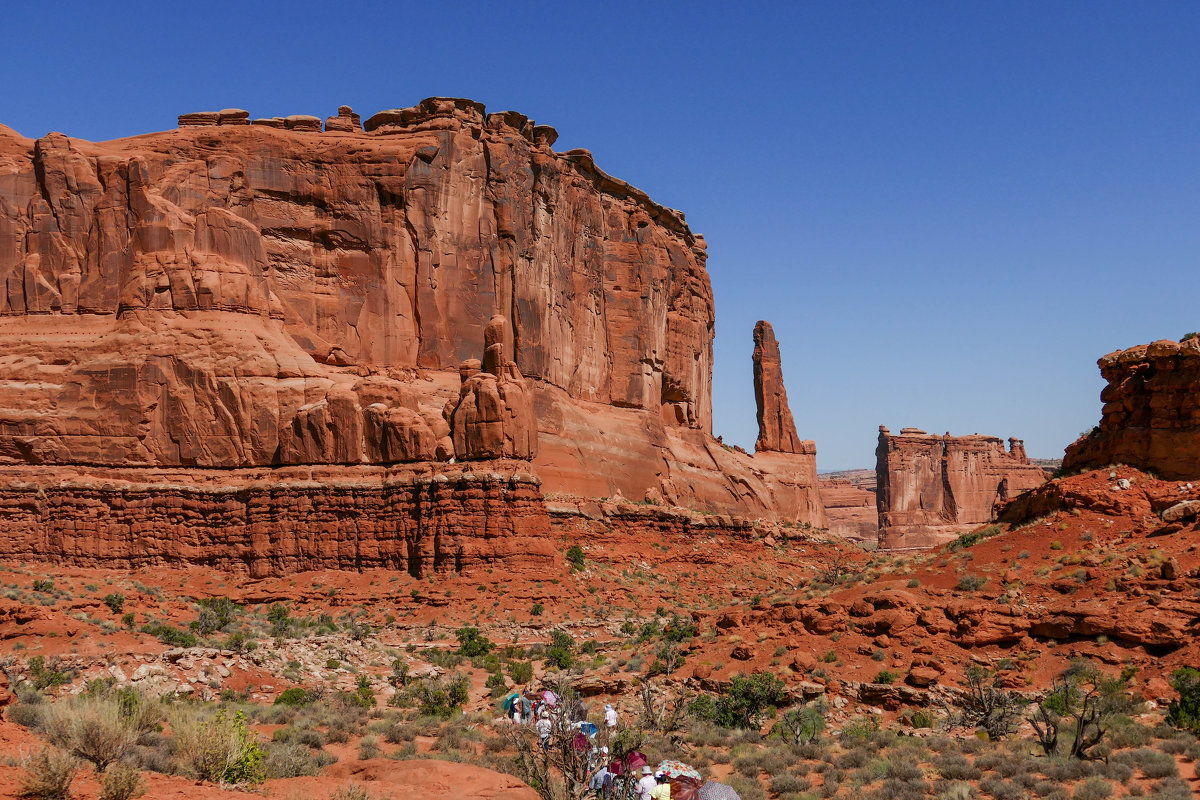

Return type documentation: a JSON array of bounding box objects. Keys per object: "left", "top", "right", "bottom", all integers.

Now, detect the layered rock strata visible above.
[
  {"left": 0, "top": 97, "right": 826, "bottom": 567},
  {"left": 0, "top": 463, "right": 551, "bottom": 578},
  {"left": 819, "top": 471, "right": 878, "bottom": 543},
  {"left": 1062, "top": 338, "right": 1200, "bottom": 480},
  {"left": 876, "top": 427, "right": 1046, "bottom": 548}
]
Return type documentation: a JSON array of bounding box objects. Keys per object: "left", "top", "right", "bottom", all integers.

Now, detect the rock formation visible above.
[
  {"left": 876, "top": 427, "right": 1046, "bottom": 548},
  {"left": 1062, "top": 337, "right": 1200, "bottom": 480},
  {"left": 445, "top": 315, "right": 538, "bottom": 461},
  {"left": 819, "top": 471, "right": 878, "bottom": 543},
  {"left": 0, "top": 97, "right": 826, "bottom": 572},
  {"left": 753, "top": 321, "right": 803, "bottom": 453},
  {"left": 0, "top": 463, "right": 551, "bottom": 577}
]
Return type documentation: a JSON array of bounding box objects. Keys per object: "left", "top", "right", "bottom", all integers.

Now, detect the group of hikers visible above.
[{"left": 503, "top": 688, "right": 738, "bottom": 800}]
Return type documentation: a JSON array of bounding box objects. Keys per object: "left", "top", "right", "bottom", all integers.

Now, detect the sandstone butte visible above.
[
  {"left": 875, "top": 426, "right": 1047, "bottom": 548},
  {"left": 0, "top": 97, "right": 826, "bottom": 576},
  {"left": 1062, "top": 336, "right": 1200, "bottom": 480}
]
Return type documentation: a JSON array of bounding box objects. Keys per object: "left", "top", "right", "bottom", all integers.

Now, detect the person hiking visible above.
[
  {"left": 651, "top": 773, "right": 672, "bottom": 800},
  {"left": 604, "top": 703, "right": 618, "bottom": 742},
  {"left": 636, "top": 766, "right": 658, "bottom": 800},
  {"left": 536, "top": 709, "right": 552, "bottom": 751}
]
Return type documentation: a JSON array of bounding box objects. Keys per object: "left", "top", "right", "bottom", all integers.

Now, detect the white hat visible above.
[
  {"left": 605, "top": 704, "right": 613, "bottom": 710},
  {"left": 601, "top": 746, "right": 609, "bottom": 754},
  {"left": 642, "top": 766, "right": 654, "bottom": 775}
]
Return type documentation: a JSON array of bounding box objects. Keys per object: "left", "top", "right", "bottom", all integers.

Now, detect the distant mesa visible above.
[{"left": 876, "top": 426, "right": 1046, "bottom": 549}]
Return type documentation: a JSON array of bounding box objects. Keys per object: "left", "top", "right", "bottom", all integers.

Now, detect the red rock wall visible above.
[
  {"left": 876, "top": 427, "right": 1045, "bottom": 548},
  {"left": 0, "top": 99, "right": 824, "bottom": 529},
  {"left": 0, "top": 463, "right": 552, "bottom": 577},
  {"left": 753, "top": 321, "right": 802, "bottom": 453},
  {"left": 819, "top": 473, "right": 878, "bottom": 543},
  {"left": 1062, "top": 338, "right": 1200, "bottom": 480}
]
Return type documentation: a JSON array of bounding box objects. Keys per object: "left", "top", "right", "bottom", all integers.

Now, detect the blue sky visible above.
[{"left": 4, "top": 2, "right": 1197, "bottom": 470}]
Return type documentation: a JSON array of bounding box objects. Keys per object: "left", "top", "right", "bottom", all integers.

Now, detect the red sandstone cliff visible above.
[
  {"left": 753, "top": 321, "right": 803, "bottom": 454},
  {"left": 0, "top": 98, "right": 825, "bottom": 569},
  {"left": 876, "top": 427, "right": 1046, "bottom": 548},
  {"left": 1062, "top": 338, "right": 1200, "bottom": 480},
  {"left": 818, "top": 471, "right": 878, "bottom": 543}
]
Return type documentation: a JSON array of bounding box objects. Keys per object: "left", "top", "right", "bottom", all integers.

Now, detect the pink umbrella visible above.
[
  {"left": 543, "top": 690, "right": 558, "bottom": 705},
  {"left": 625, "top": 751, "right": 648, "bottom": 769}
]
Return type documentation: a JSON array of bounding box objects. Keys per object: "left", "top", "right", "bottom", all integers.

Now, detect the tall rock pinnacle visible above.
[{"left": 753, "top": 320, "right": 802, "bottom": 453}]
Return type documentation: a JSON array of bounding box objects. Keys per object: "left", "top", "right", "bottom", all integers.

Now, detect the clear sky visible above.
[{"left": 3, "top": 2, "right": 1197, "bottom": 470}]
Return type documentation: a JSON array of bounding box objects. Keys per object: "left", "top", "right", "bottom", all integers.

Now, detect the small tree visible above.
[
  {"left": 565, "top": 544, "right": 586, "bottom": 571},
  {"left": 777, "top": 702, "right": 826, "bottom": 744},
  {"left": 1167, "top": 667, "right": 1200, "bottom": 735},
  {"left": 948, "top": 665, "right": 1027, "bottom": 740},
  {"left": 1030, "top": 660, "right": 1134, "bottom": 759},
  {"left": 18, "top": 747, "right": 79, "bottom": 800},
  {"left": 638, "top": 679, "right": 691, "bottom": 734},
  {"left": 455, "top": 626, "right": 494, "bottom": 657}
]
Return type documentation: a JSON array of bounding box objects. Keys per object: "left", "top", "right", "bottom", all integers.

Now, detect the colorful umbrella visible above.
[
  {"left": 697, "top": 781, "right": 742, "bottom": 800},
  {"left": 543, "top": 690, "right": 558, "bottom": 705},
  {"left": 503, "top": 693, "right": 520, "bottom": 712},
  {"left": 624, "top": 751, "right": 648, "bottom": 769},
  {"left": 655, "top": 760, "right": 702, "bottom": 781},
  {"left": 578, "top": 722, "right": 599, "bottom": 737}
]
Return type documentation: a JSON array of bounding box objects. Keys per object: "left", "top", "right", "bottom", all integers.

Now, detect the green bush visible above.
[
  {"left": 273, "top": 688, "right": 313, "bottom": 707},
  {"left": 565, "top": 544, "right": 586, "bottom": 570},
  {"left": 544, "top": 630, "right": 574, "bottom": 670},
  {"left": 956, "top": 574, "right": 988, "bottom": 592},
  {"left": 699, "top": 671, "right": 788, "bottom": 729},
  {"left": 43, "top": 694, "right": 138, "bottom": 774},
  {"left": 1167, "top": 667, "right": 1200, "bottom": 735},
  {"left": 662, "top": 613, "right": 699, "bottom": 642},
  {"left": 26, "top": 656, "right": 72, "bottom": 690},
  {"left": 139, "top": 623, "right": 197, "bottom": 648},
  {"left": 411, "top": 675, "right": 470, "bottom": 718},
  {"left": 102, "top": 594, "right": 125, "bottom": 614},
  {"left": 874, "top": 670, "right": 898, "bottom": 685},
  {"left": 267, "top": 603, "right": 291, "bottom": 637},
  {"left": 170, "top": 709, "right": 265, "bottom": 786},
  {"left": 33, "top": 579, "right": 54, "bottom": 593},
  {"left": 508, "top": 660, "right": 533, "bottom": 685},
  {"left": 455, "top": 626, "right": 494, "bottom": 657}
]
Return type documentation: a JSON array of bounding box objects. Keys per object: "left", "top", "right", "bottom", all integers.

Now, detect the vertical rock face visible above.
[
  {"left": 819, "top": 471, "right": 878, "bottom": 543},
  {"left": 876, "top": 426, "right": 1046, "bottom": 548},
  {"left": 0, "top": 98, "right": 828, "bottom": 570},
  {"left": 1062, "top": 338, "right": 1200, "bottom": 480},
  {"left": 753, "top": 320, "right": 802, "bottom": 453},
  {"left": 445, "top": 314, "right": 538, "bottom": 461}
]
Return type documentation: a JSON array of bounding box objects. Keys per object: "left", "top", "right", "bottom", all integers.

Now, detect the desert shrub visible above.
[
  {"left": 274, "top": 687, "right": 313, "bottom": 707},
  {"left": 98, "top": 762, "right": 144, "bottom": 800},
  {"left": 410, "top": 674, "right": 470, "bottom": 718},
  {"left": 932, "top": 782, "right": 976, "bottom": 800},
  {"left": 9, "top": 695, "right": 48, "bottom": 729},
  {"left": 170, "top": 708, "right": 265, "bottom": 786},
  {"left": 1114, "top": 748, "right": 1177, "bottom": 779},
  {"left": 1042, "top": 757, "right": 1097, "bottom": 782},
  {"left": 485, "top": 671, "right": 507, "bottom": 697},
  {"left": 139, "top": 623, "right": 197, "bottom": 648},
  {"left": 18, "top": 748, "right": 79, "bottom": 800},
  {"left": 508, "top": 660, "right": 534, "bottom": 685},
  {"left": 979, "top": 777, "right": 1024, "bottom": 800},
  {"left": 1145, "top": 778, "right": 1191, "bottom": 800},
  {"left": 544, "top": 630, "right": 575, "bottom": 669},
  {"left": 329, "top": 785, "right": 377, "bottom": 800},
  {"left": 565, "top": 544, "right": 585, "bottom": 570},
  {"left": 1106, "top": 714, "right": 1152, "bottom": 747},
  {"left": 873, "top": 670, "right": 898, "bottom": 685},
  {"left": 704, "top": 671, "right": 788, "bottom": 729},
  {"left": 357, "top": 735, "right": 381, "bottom": 760},
  {"left": 872, "top": 778, "right": 928, "bottom": 800},
  {"left": 662, "top": 613, "right": 699, "bottom": 642},
  {"left": 835, "top": 747, "right": 872, "bottom": 769},
  {"left": 26, "top": 656, "right": 73, "bottom": 690},
  {"left": 956, "top": 574, "right": 988, "bottom": 592},
  {"left": 1073, "top": 777, "right": 1114, "bottom": 800},
  {"left": 454, "top": 626, "right": 493, "bottom": 657},
  {"left": 726, "top": 775, "right": 767, "bottom": 800},
  {"left": 771, "top": 773, "right": 809, "bottom": 795},
  {"left": 42, "top": 694, "right": 138, "bottom": 774},
  {"left": 840, "top": 716, "right": 880, "bottom": 745},
  {"left": 774, "top": 703, "right": 824, "bottom": 744},
  {"left": 1166, "top": 667, "right": 1200, "bottom": 735},
  {"left": 267, "top": 603, "right": 291, "bottom": 636},
  {"left": 263, "top": 741, "right": 323, "bottom": 778},
  {"left": 102, "top": 594, "right": 125, "bottom": 614},
  {"left": 191, "top": 597, "right": 238, "bottom": 635}
]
